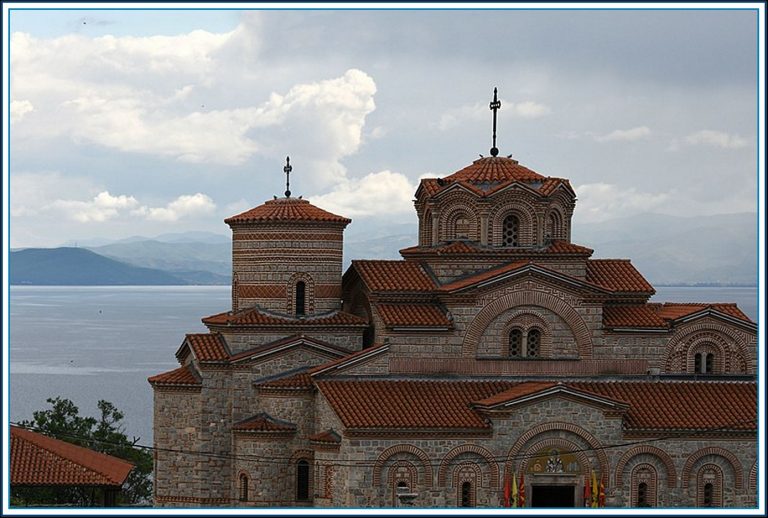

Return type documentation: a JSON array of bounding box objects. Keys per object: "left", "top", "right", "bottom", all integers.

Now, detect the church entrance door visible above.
[{"left": 531, "top": 485, "right": 576, "bottom": 507}]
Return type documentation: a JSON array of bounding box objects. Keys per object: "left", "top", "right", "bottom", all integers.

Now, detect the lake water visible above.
[{"left": 7, "top": 285, "right": 759, "bottom": 445}]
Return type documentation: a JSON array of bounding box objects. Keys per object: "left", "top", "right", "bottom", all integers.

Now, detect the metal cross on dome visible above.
[
  {"left": 284, "top": 156, "right": 292, "bottom": 198},
  {"left": 489, "top": 87, "right": 501, "bottom": 157}
]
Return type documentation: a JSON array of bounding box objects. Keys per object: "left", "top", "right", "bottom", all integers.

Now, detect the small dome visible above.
[
  {"left": 225, "top": 197, "right": 351, "bottom": 225},
  {"left": 445, "top": 156, "right": 545, "bottom": 184}
]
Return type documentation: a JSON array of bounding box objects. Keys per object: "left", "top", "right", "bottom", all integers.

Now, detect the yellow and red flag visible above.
[
  {"left": 584, "top": 474, "right": 591, "bottom": 507},
  {"left": 503, "top": 472, "right": 511, "bottom": 508},
  {"left": 511, "top": 472, "right": 518, "bottom": 508},
  {"left": 519, "top": 472, "right": 526, "bottom": 508},
  {"left": 599, "top": 478, "right": 606, "bottom": 508},
  {"left": 591, "top": 470, "right": 599, "bottom": 508}
]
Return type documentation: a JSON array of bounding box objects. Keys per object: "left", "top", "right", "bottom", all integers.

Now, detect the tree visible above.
[{"left": 15, "top": 397, "right": 153, "bottom": 506}]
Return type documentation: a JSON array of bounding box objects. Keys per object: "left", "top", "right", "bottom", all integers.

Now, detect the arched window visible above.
[
  {"left": 637, "top": 482, "right": 648, "bottom": 507},
  {"left": 546, "top": 213, "right": 560, "bottom": 241},
  {"left": 295, "top": 281, "right": 306, "bottom": 316},
  {"left": 460, "top": 481, "right": 473, "bottom": 507},
  {"left": 296, "top": 459, "right": 310, "bottom": 501},
  {"left": 239, "top": 473, "right": 249, "bottom": 502},
  {"left": 703, "top": 483, "right": 714, "bottom": 507},
  {"left": 503, "top": 215, "right": 519, "bottom": 247},
  {"left": 705, "top": 353, "right": 714, "bottom": 374},
  {"left": 526, "top": 329, "right": 541, "bottom": 358},
  {"left": 694, "top": 353, "right": 703, "bottom": 373},
  {"left": 697, "top": 464, "right": 722, "bottom": 507},
  {"left": 509, "top": 329, "right": 523, "bottom": 357}
]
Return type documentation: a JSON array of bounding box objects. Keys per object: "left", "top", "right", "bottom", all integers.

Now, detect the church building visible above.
[{"left": 149, "top": 91, "right": 757, "bottom": 509}]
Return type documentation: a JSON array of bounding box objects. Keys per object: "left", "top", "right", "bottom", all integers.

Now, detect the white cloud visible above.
[
  {"left": 134, "top": 193, "right": 216, "bottom": 222},
  {"left": 684, "top": 130, "right": 748, "bottom": 149},
  {"left": 437, "top": 99, "right": 550, "bottom": 130},
  {"left": 574, "top": 182, "right": 671, "bottom": 223},
  {"left": 49, "top": 191, "right": 140, "bottom": 223},
  {"left": 309, "top": 170, "right": 415, "bottom": 217},
  {"left": 10, "top": 100, "right": 34, "bottom": 123},
  {"left": 594, "top": 126, "right": 651, "bottom": 142}
]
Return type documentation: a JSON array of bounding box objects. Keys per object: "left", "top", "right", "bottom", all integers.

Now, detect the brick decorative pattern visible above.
[
  {"left": 614, "top": 445, "right": 677, "bottom": 488},
  {"left": 665, "top": 324, "right": 750, "bottom": 374},
  {"left": 373, "top": 444, "right": 434, "bottom": 487},
  {"left": 681, "top": 447, "right": 743, "bottom": 490},
  {"left": 696, "top": 463, "right": 723, "bottom": 507},
  {"left": 629, "top": 463, "right": 657, "bottom": 507},
  {"left": 437, "top": 444, "right": 500, "bottom": 488}
]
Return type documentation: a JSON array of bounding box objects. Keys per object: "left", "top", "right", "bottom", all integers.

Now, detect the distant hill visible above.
[{"left": 10, "top": 248, "right": 188, "bottom": 285}]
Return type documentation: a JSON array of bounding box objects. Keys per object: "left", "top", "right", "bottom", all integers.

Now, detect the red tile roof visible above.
[
  {"left": 399, "top": 240, "right": 593, "bottom": 257},
  {"left": 419, "top": 157, "right": 573, "bottom": 199},
  {"left": 439, "top": 260, "right": 531, "bottom": 292},
  {"left": 316, "top": 380, "right": 755, "bottom": 432},
  {"left": 309, "top": 429, "right": 341, "bottom": 444},
  {"left": 376, "top": 304, "right": 452, "bottom": 328},
  {"left": 11, "top": 426, "right": 133, "bottom": 487},
  {"left": 186, "top": 333, "right": 229, "bottom": 361},
  {"left": 586, "top": 259, "right": 655, "bottom": 294},
  {"left": 256, "top": 370, "right": 314, "bottom": 390},
  {"left": 351, "top": 260, "right": 436, "bottom": 292},
  {"left": 308, "top": 343, "right": 389, "bottom": 376},
  {"left": 147, "top": 365, "right": 201, "bottom": 386},
  {"left": 203, "top": 308, "right": 368, "bottom": 328},
  {"left": 232, "top": 413, "right": 297, "bottom": 433},
  {"left": 225, "top": 197, "right": 350, "bottom": 225},
  {"left": 603, "top": 305, "right": 668, "bottom": 328},
  {"left": 229, "top": 334, "right": 350, "bottom": 363},
  {"left": 316, "top": 380, "right": 513, "bottom": 430},
  {"left": 656, "top": 303, "right": 752, "bottom": 323},
  {"left": 472, "top": 382, "right": 558, "bottom": 406},
  {"left": 571, "top": 381, "right": 756, "bottom": 431}
]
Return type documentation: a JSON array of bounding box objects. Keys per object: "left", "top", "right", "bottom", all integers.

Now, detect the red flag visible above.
[
  {"left": 584, "top": 475, "right": 591, "bottom": 507},
  {"left": 503, "top": 473, "right": 511, "bottom": 508},
  {"left": 519, "top": 472, "right": 526, "bottom": 508},
  {"left": 599, "top": 479, "right": 606, "bottom": 508}
]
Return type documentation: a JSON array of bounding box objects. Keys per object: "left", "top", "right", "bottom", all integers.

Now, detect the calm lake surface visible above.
[{"left": 8, "top": 285, "right": 759, "bottom": 444}]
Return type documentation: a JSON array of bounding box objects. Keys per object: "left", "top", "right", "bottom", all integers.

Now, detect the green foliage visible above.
[{"left": 14, "top": 397, "right": 153, "bottom": 506}]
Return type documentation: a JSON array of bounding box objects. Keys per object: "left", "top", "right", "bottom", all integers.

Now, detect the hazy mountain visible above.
[
  {"left": 89, "top": 240, "right": 231, "bottom": 278},
  {"left": 10, "top": 248, "right": 188, "bottom": 285}
]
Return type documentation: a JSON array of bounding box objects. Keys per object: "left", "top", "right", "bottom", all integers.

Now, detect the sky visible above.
[{"left": 4, "top": 4, "right": 761, "bottom": 248}]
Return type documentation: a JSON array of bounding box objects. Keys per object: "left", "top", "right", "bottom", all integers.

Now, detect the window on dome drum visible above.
[
  {"left": 295, "top": 281, "right": 306, "bottom": 316},
  {"left": 705, "top": 353, "right": 714, "bottom": 374},
  {"left": 460, "top": 481, "right": 473, "bottom": 507},
  {"left": 694, "top": 353, "right": 702, "bottom": 373},
  {"left": 637, "top": 482, "right": 648, "bottom": 507},
  {"left": 509, "top": 329, "right": 523, "bottom": 357},
  {"left": 296, "top": 460, "right": 310, "bottom": 501},
  {"left": 526, "top": 329, "right": 541, "bottom": 358},
  {"left": 454, "top": 217, "right": 471, "bottom": 239},
  {"left": 503, "top": 215, "right": 519, "bottom": 246},
  {"left": 703, "top": 483, "right": 714, "bottom": 507},
  {"left": 239, "top": 473, "right": 248, "bottom": 502}
]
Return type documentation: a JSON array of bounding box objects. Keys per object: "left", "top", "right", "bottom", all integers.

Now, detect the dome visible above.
[{"left": 225, "top": 197, "right": 351, "bottom": 226}]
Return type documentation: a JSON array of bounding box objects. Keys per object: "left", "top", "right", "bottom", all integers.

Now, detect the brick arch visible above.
[
  {"left": 664, "top": 323, "right": 750, "bottom": 374},
  {"left": 515, "top": 437, "right": 591, "bottom": 478},
  {"left": 748, "top": 461, "right": 757, "bottom": 493},
  {"left": 373, "top": 444, "right": 433, "bottom": 487},
  {"left": 505, "top": 421, "right": 609, "bottom": 485},
  {"left": 501, "top": 309, "right": 552, "bottom": 358},
  {"left": 440, "top": 204, "right": 479, "bottom": 242},
  {"left": 463, "top": 291, "right": 593, "bottom": 358},
  {"left": 682, "top": 447, "right": 743, "bottom": 489},
  {"left": 287, "top": 272, "right": 315, "bottom": 315},
  {"left": 615, "top": 445, "right": 677, "bottom": 488},
  {"left": 489, "top": 199, "right": 538, "bottom": 247},
  {"left": 290, "top": 449, "right": 314, "bottom": 463},
  {"left": 437, "top": 444, "right": 500, "bottom": 488}
]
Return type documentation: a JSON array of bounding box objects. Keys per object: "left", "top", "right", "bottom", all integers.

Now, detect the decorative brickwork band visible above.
[
  {"left": 373, "top": 444, "right": 434, "bottom": 488},
  {"left": 437, "top": 444, "right": 500, "bottom": 489},
  {"left": 462, "top": 291, "right": 593, "bottom": 358},
  {"left": 664, "top": 324, "right": 751, "bottom": 374},
  {"left": 614, "top": 445, "right": 677, "bottom": 488},
  {"left": 681, "top": 447, "right": 743, "bottom": 489}
]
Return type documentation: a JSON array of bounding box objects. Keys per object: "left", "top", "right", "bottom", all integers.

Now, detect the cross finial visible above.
[
  {"left": 283, "top": 156, "right": 292, "bottom": 197},
  {"left": 489, "top": 87, "right": 501, "bottom": 157}
]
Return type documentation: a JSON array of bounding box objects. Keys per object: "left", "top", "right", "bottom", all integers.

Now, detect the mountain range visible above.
[{"left": 10, "top": 213, "right": 757, "bottom": 286}]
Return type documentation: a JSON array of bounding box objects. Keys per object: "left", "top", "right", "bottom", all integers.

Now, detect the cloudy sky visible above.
[{"left": 6, "top": 5, "right": 760, "bottom": 248}]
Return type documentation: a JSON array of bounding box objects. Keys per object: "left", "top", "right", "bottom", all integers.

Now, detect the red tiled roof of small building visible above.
[
  {"left": 202, "top": 308, "right": 368, "bottom": 327},
  {"left": 256, "top": 370, "right": 314, "bottom": 390},
  {"left": 186, "top": 333, "right": 229, "bottom": 361},
  {"left": 225, "top": 197, "right": 350, "bottom": 225},
  {"left": 472, "top": 382, "right": 558, "bottom": 407},
  {"left": 656, "top": 302, "right": 752, "bottom": 323},
  {"left": 603, "top": 305, "right": 668, "bottom": 328},
  {"left": 229, "top": 334, "right": 350, "bottom": 363},
  {"left": 316, "top": 380, "right": 755, "bottom": 432},
  {"left": 308, "top": 343, "right": 389, "bottom": 376},
  {"left": 232, "top": 413, "right": 297, "bottom": 433},
  {"left": 11, "top": 426, "right": 134, "bottom": 487},
  {"left": 316, "top": 380, "right": 514, "bottom": 430},
  {"left": 376, "top": 304, "right": 452, "bottom": 328},
  {"left": 586, "top": 259, "right": 655, "bottom": 293},
  {"left": 352, "top": 260, "right": 436, "bottom": 292},
  {"left": 147, "top": 365, "right": 201, "bottom": 386}
]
